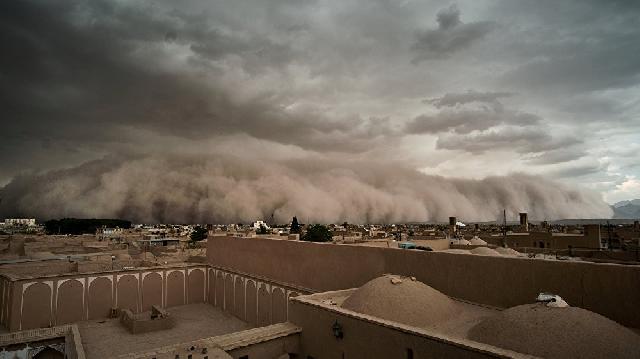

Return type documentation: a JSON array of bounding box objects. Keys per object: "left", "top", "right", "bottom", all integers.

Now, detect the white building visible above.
[
  {"left": 252, "top": 220, "right": 270, "bottom": 230},
  {"left": 4, "top": 218, "right": 36, "bottom": 226}
]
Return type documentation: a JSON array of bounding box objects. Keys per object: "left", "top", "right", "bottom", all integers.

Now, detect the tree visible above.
[
  {"left": 302, "top": 224, "right": 332, "bottom": 242},
  {"left": 190, "top": 226, "right": 208, "bottom": 242},
  {"left": 290, "top": 216, "right": 301, "bottom": 234},
  {"left": 257, "top": 224, "right": 269, "bottom": 235}
]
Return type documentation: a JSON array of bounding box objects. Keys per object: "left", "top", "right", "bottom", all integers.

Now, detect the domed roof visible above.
[
  {"left": 341, "top": 275, "right": 459, "bottom": 329},
  {"left": 443, "top": 249, "right": 471, "bottom": 254},
  {"left": 470, "top": 247, "right": 501, "bottom": 256},
  {"left": 468, "top": 304, "right": 640, "bottom": 359},
  {"left": 453, "top": 239, "right": 471, "bottom": 245},
  {"left": 494, "top": 247, "right": 520, "bottom": 256},
  {"left": 469, "top": 237, "right": 487, "bottom": 245}
]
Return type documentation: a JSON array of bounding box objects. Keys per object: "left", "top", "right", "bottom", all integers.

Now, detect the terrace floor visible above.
[{"left": 78, "top": 303, "right": 251, "bottom": 358}]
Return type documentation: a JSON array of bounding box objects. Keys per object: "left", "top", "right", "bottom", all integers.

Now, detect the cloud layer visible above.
[{"left": 1, "top": 0, "right": 637, "bottom": 221}]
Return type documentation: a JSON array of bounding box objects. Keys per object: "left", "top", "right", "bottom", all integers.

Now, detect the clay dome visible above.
[
  {"left": 341, "top": 275, "right": 459, "bottom": 329},
  {"left": 468, "top": 304, "right": 640, "bottom": 359},
  {"left": 443, "top": 249, "right": 471, "bottom": 254},
  {"left": 470, "top": 247, "right": 501, "bottom": 256},
  {"left": 469, "top": 237, "right": 487, "bottom": 245},
  {"left": 494, "top": 247, "right": 520, "bottom": 256}
]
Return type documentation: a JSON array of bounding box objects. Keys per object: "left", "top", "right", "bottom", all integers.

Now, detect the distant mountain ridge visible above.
[{"left": 612, "top": 199, "right": 640, "bottom": 219}]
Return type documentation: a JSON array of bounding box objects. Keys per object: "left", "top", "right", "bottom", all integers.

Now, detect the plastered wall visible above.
[
  {"left": 207, "top": 236, "right": 640, "bottom": 329},
  {"left": 0, "top": 265, "right": 208, "bottom": 331},
  {"left": 288, "top": 297, "right": 523, "bottom": 359},
  {"left": 206, "top": 266, "right": 307, "bottom": 328}
]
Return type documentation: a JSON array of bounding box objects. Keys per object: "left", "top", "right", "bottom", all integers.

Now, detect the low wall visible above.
[
  {"left": 207, "top": 236, "right": 640, "bottom": 329},
  {"left": 0, "top": 324, "right": 86, "bottom": 359},
  {"left": 65, "top": 325, "right": 87, "bottom": 359},
  {"left": 119, "top": 308, "right": 175, "bottom": 334}
]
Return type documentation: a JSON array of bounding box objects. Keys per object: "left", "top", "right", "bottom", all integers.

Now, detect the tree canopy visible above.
[
  {"left": 44, "top": 218, "right": 131, "bottom": 235},
  {"left": 290, "top": 216, "right": 301, "bottom": 234},
  {"left": 302, "top": 224, "right": 332, "bottom": 242},
  {"left": 257, "top": 224, "right": 269, "bottom": 234},
  {"left": 190, "top": 226, "right": 208, "bottom": 242}
]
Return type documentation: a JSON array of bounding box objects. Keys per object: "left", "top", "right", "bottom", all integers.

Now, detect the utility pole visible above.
[
  {"left": 502, "top": 209, "right": 508, "bottom": 248},
  {"left": 606, "top": 220, "right": 612, "bottom": 250}
]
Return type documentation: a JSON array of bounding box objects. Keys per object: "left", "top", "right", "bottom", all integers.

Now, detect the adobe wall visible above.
[
  {"left": 482, "top": 232, "right": 600, "bottom": 250},
  {"left": 207, "top": 266, "right": 310, "bottom": 328},
  {"left": 207, "top": 236, "right": 640, "bottom": 329},
  {"left": 119, "top": 308, "right": 176, "bottom": 334},
  {"left": 226, "top": 333, "right": 299, "bottom": 359},
  {"left": 288, "top": 296, "right": 526, "bottom": 359},
  {"left": 0, "top": 264, "right": 208, "bottom": 332}
]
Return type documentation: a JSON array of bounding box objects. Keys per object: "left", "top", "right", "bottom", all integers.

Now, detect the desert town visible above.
[
  {"left": 3, "top": 0, "right": 640, "bottom": 358},
  {"left": 0, "top": 215, "right": 639, "bottom": 358}
]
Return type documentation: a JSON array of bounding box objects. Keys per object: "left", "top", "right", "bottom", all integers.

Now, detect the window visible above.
[{"left": 407, "top": 348, "right": 414, "bottom": 359}]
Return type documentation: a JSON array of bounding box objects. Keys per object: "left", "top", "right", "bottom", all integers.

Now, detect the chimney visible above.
[
  {"left": 449, "top": 217, "right": 457, "bottom": 237},
  {"left": 583, "top": 224, "right": 602, "bottom": 248},
  {"left": 519, "top": 213, "right": 529, "bottom": 232}
]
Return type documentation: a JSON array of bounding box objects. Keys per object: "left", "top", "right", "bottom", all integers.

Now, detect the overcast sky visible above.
[{"left": 1, "top": 0, "right": 639, "bottom": 222}]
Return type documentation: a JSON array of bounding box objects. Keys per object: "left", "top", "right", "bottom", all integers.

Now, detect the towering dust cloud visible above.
[{"left": 0, "top": 155, "right": 612, "bottom": 223}]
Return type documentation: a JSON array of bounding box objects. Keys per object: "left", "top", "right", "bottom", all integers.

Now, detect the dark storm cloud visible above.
[
  {"left": 424, "top": 91, "right": 513, "bottom": 108},
  {"left": 0, "top": 0, "right": 385, "bottom": 162},
  {"left": 495, "top": 0, "right": 640, "bottom": 93},
  {"left": 548, "top": 164, "right": 605, "bottom": 179},
  {"left": 406, "top": 108, "right": 539, "bottom": 135},
  {"left": 0, "top": 0, "right": 624, "bottom": 217},
  {"left": 436, "top": 126, "right": 580, "bottom": 155},
  {"left": 406, "top": 91, "right": 539, "bottom": 135},
  {"left": 412, "top": 5, "right": 496, "bottom": 62},
  {"left": 525, "top": 147, "right": 588, "bottom": 165}
]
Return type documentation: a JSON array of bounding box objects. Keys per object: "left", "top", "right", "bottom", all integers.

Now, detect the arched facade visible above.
[
  {"left": 55, "top": 279, "right": 84, "bottom": 325},
  {"left": 166, "top": 270, "right": 185, "bottom": 307},
  {"left": 117, "top": 275, "right": 138, "bottom": 312},
  {"left": 245, "top": 280, "right": 258, "bottom": 326},
  {"left": 4, "top": 265, "right": 307, "bottom": 331},
  {"left": 142, "top": 272, "right": 163, "bottom": 311},
  {"left": 234, "top": 277, "right": 245, "bottom": 320},
  {"left": 271, "top": 287, "right": 287, "bottom": 324},
  {"left": 21, "top": 282, "right": 51, "bottom": 330},
  {"left": 88, "top": 277, "right": 113, "bottom": 320},
  {"left": 187, "top": 269, "right": 205, "bottom": 304},
  {"left": 224, "top": 274, "right": 234, "bottom": 313}
]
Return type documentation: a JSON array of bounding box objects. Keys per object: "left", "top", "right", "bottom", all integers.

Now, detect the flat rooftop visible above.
[{"left": 78, "top": 304, "right": 252, "bottom": 358}]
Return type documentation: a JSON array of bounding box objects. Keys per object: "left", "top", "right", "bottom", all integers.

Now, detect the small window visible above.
[
  {"left": 407, "top": 348, "right": 414, "bottom": 359},
  {"left": 240, "top": 356, "right": 249, "bottom": 359}
]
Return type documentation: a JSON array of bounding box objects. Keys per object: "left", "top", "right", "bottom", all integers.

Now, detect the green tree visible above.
[
  {"left": 190, "top": 226, "right": 208, "bottom": 242},
  {"left": 302, "top": 224, "right": 332, "bottom": 242},
  {"left": 290, "top": 216, "right": 301, "bottom": 234},
  {"left": 257, "top": 224, "right": 269, "bottom": 235}
]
